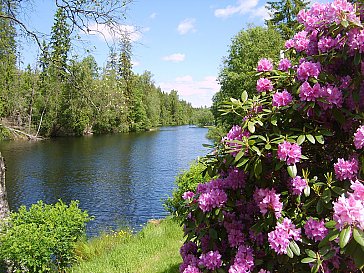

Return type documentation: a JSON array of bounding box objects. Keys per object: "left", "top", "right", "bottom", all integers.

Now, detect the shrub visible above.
[
  {"left": 180, "top": 1, "right": 364, "bottom": 272},
  {"left": 0, "top": 200, "right": 91, "bottom": 272},
  {"left": 164, "top": 161, "right": 211, "bottom": 218}
]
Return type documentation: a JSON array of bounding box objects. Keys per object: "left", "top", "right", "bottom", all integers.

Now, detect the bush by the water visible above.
[
  {"left": 0, "top": 200, "right": 91, "bottom": 272},
  {"left": 164, "top": 161, "right": 211, "bottom": 218},
  {"left": 179, "top": 1, "right": 364, "bottom": 272}
]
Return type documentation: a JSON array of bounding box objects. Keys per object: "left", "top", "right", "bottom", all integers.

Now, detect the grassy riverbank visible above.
[{"left": 69, "top": 217, "right": 183, "bottom": 273}]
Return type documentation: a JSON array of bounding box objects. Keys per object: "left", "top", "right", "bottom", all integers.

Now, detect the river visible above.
[{"left": 0, "top": 126, "right": 211, "bottom": 236}]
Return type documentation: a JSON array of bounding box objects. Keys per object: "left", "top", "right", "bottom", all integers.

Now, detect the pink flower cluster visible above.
[
  {"left": 199, "top": 250, "right": 222, "bottom": 270},
  {"left": 354, "top": 125, "right": 364, "bottom": 149},
  {"left": 198, "top": 188, "right": 227, "bottom": 212},
  {"left": 297, "top": 61, "right": 321, "bottom": 81},
  {"left": 272, "top": 90, "right": 293, "bottom": 107},
  {"left": 304, "top": 218, "right": 328, "bottom": 242},
  {"left": 228, "top": 245, "right": 255, "bottom": 273},
  {"left": 253, "top": 188, "right": 283, "bottom": 219},
  {"left": 299, "top": 82, "right": 343, "bottom": 109},
  {"left": 285, "top": 31, "right": 310, "bottom": 52},
  {"left": 334, "top": 157, "right": 359, "bottom": 181},
  {"left": 256, "top": 78, "right": 273, "bottom": 92},
  {"left": 277, "top": 141, "right": 302, "bottom": 165},
  {"left": 333, "top": 180, "right": 364, "bottom": 230},
  {"left": 290, "top": 176, "right": 307, "bottom": 195},
  {"left": 257, "top": 58, "right": 273, "bottom": 72},
  {"left": 268, "top": 218, "right": 301, "bottom": 254},
  {"left": 278, "top": 58, "right": 292, "bottom": 71},
  {"left": 223, "top": 125, "right": 250, "bottom": 156}
]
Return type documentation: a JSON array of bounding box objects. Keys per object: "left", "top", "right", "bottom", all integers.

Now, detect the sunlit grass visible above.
[{"left": 69, "top": 217, "right": 183, "bottom": 273}]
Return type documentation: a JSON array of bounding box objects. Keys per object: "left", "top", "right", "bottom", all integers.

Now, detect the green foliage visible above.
[
  {"left": 190, "top": 107, "right": 215, "bottom": 127},
  {"left": 0, "top": 200, "right": 91, "bottom": 272},
  {"left": 266, "top": 0, "right": 309, "bottom": 39},
  {"left": 213, "top": 26, "right": 284, "bottom": 126},
  {"left": 164, "top": 161, "right": 211, "bottom": 218}
]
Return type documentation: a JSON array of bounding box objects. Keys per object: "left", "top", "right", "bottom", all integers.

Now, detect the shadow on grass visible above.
[{"left": 162, "top": 263, "right": 180, "bottom": 273}]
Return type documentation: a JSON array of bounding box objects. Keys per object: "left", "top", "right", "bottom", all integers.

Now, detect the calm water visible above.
[{"left": 0, "top": 126, "right": 211, "bottom": 236}]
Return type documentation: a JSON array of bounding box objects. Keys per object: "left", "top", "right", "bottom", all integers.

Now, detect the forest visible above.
[{"left": 0, "top": 3, "right": 213, "bottom": 139}]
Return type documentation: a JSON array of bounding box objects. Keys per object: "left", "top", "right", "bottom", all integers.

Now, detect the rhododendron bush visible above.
[{"left": 179, "top": 1, "right": 364, "bottom": 272}]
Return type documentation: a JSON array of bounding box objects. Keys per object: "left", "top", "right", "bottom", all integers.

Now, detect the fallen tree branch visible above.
[{"left": 0, "top": 124, "right": 43, "bottom": 141}]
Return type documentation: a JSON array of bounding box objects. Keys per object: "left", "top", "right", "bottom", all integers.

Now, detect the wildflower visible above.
[
  {"left": 257, "top": 58, "right": 273, "bottom": 72},
  {"left": 299, "top": 82, "right": 321, "bottom": 101},
  {"left": 304, "top": 218, "right": 328, "bottom": 241},
  {"left": 182, "top": 191, "right": 195, "bottom": 200}
]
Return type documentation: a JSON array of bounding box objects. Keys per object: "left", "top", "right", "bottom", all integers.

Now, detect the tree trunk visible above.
[{"left": 0, "top": 152, "right": 9, "bottom": 220}]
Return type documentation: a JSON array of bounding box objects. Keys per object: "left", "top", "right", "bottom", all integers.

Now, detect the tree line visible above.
[{"left": 0, "top": 3, "right": 212, "bottom": 139}]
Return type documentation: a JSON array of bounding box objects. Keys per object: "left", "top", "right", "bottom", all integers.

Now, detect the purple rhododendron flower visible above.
[
  {"left": 183, "top": 265, "right": 201, "bottom": 273},
  {"left": 304, "top": 218, "right": 328, "bottom": 242},
  {"left": 222, "top": 125, "right": 250, "bottom": 156},
  {"left": 198, "top": 188, "right": 227, "bottom": 212},
  {"left": 256, "top": 78, "right": 273, "bottom": 92},
  {"left": 277, "top": 141, "right": 302, "bottom": 165},
  {"left": 257, "top": 58, "right": 273, "bottom": 72},
  {"left": 318, "top": 84, "right": 343, "bottom": 109},
  {"left": 297, "top": 61, "right": 321, "bottom": 81},
  {"left": 278, "top": 58, "right": 291, "bottom": 71},
  {"left": 290, "top": 176, "right": 307, "bottom": 195},
  {"left": 354, "top": 125, "right": 364, "bottom": 149},
  {"left": 180, "top": 241, "right": 198, "bottom": 259},
  {"left": 182, "top": 191, "right": 195, "bottom": 200},
  {"left": 199, "top": 251, "right": 222, "bottom": 270},
  {"left": 229, "top": 245, "right": 254, "bottom": 272},
  {"left": 333, "top": 194, "right": 364, "bottom": 230},
  {"left": 334, "top": 157, "right": 359, "bottom": 181},
  {"left": 299, "top": 81, "right": 321, "bottom": 101},
  {"left": 272, "top": 90, "right": 293, "bottom": 107},
  {"left": 268, "top": 218, "right": 301, "bottom": 254},
  {"left": 253, "top": 188, "right": 283, "bottom": 219},
  {"left": 351, "top": 180, "right": 364, "bottom": 201}
]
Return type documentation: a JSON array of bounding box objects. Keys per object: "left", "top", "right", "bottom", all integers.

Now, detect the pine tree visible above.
[{"left": 266, "top": 0, "right": 309, "bottom": 39}]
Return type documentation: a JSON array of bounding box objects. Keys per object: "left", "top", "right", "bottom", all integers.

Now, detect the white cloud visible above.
[
  {"left": 162, "top": 53, "right": 186, "bottom": 62},
  {"left": 177, "top": 18, "right": 196, "bottom": 35},
  {"left": 149, "top": 12, "right": 157, "bottom": 19},
  {"left": 214, "top": 0, "right": 268, "bottom": 20},
  {"left": 132, "top": 60, "right": 140, "bottom": 67},
  {"left": 159, "top": 76, "right": 220, "bottom": 107},
  {"left": 85, "top": 23, "right": 142, "bottom": 42}
]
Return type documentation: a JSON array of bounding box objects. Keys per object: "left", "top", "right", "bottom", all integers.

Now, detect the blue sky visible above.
[{"left": 20, "top": 0, "right": 274, "bottom": 107}]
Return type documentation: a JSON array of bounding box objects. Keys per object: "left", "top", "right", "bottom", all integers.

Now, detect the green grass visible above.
[{"left": 69, "top": 217, "right": 183, "bottom": 273}]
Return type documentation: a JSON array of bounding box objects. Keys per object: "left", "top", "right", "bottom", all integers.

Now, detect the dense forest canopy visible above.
[{"left": 0, "top": 0, "right": 212, "bottom": 139}]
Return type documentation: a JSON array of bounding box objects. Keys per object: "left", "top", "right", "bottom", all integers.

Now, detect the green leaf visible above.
[
  {"left": 236, "top": 157, "right": 249, "bottom": 168},
  {"left": 289, "top": 240, "right": 300, "bottom": 256},
  {"left": 297, "top": 135, "right": 305, "bottom": 145},
  {"left": 324, "top": 220, "right": 337, "bottom": 229},
  {"left": 354, "top": 52, "right": 361, "bottom": 66},
  {"left": 322, "top": 188, "right": 331, "bottom": 203},
  {"left": 287, "top": 164, "right": 297, "bottom": 178},
  {"left": 301, "top": 257, "right": 316, "bottom": 263},
  {"left": 241, "top": 91, "right": 248, "bottom": 103},
  {"left": 306, "top": 134, "right": 315, "bottom": 144},
  {"left": 209, "top": 228, "right": 218, "bottom": 240},
  {"left": 331, "top": 186, "right": 345, "bottom": 195},
  {"left": 322, "top": 249, "right": 336, "bottom": 260},
  {"left": 265, "top": 143, "right": 271, "bottom": 150},
  {"left": 251, "top": 146, "right": 261, "bottom": 156},
  {"left": 305, "top": 249, "right": 317, "bottom": 258},
  {"left": 248, "top": 121, "right": 255, "bottom": 133},
  {"left": 315, "top": 135, "right": 324, "bottom": 144},
  {"left": 234, "top": 150, "right": 245, "bottom": 162},
  {"left": 353, "top": 227, "right": 364, "bottom": 247},
  {"left": 271, "top": 116, "right": 277, "bottom": 126},
  {"left": 339, "top": 226, "right": 352, "bottom": 248},
  {"left": 254, "top": 159, "right": 262, "bottom": 177},
  {"left": 286, "top": 244, "right": 294, "bottom": 258},
  {"left": 332, "top": 108, "right": 345, "bottom": 124}
]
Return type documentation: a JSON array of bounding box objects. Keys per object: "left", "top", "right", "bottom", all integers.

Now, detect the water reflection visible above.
[{"left": 0, "top": 126, "right": 210, "bottom": 236}]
